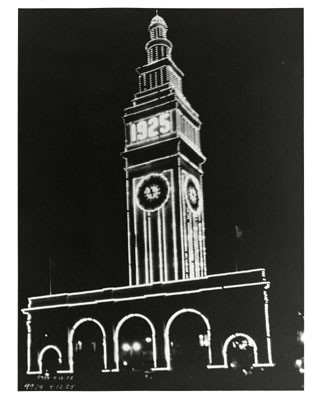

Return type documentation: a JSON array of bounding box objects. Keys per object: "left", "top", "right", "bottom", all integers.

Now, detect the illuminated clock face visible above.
[
  {"left": 188, "top": 185, "right": 198, "bottom": 205},
  {"left": 137, "top": 174, "right": 170, "bottom": 211},
  {"left": 185, "top": 176, "right": 201, "bottom": 213},
  {"left": 129, "top": 112, "right": 171, "bottom": 144},
  {"left": 144, "top": 184, "right": 161, "bottom": 201}
]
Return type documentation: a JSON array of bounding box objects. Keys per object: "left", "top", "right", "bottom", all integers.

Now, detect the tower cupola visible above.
[{"left": 146, "top": 12, "right": 173, "bottom": 63}]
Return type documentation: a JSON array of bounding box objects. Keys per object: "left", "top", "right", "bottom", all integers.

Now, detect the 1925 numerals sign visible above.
[{"left": 129, "top": 112, "right": 171, "bottom": 144}]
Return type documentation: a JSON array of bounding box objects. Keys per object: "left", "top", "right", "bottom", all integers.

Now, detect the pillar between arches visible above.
[
  {"left": 209, "top": 336, "right": 225, "bottom": 367},
  {"left": 104, "top": 323, "right": 116, "bottom": 371},
  {"left": 153, "top": 321, "right": 168, "bottom": 370}
]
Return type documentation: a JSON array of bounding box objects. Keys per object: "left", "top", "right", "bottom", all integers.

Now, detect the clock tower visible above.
[{"left": 123, "top": 13, "right": 207, "bottom": 286}]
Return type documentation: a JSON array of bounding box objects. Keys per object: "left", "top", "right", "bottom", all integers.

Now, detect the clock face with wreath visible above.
[
  {"left": 185, "top": 176, "right": 201, "bottom": 213},
  {"left": 137, "top": 173, "right": 170, "bottom": 211}
]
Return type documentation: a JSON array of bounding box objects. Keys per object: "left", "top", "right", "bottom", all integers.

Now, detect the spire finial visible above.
[{"left": 156, "top": 9, "right": 158, "bottom": 16}]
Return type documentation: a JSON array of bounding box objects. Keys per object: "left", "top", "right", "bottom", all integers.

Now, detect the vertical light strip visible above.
[
  {"left": 207, "top": 328, "right": 213, "bottom": 365},
  {"left": 194, "top": 217, "right": 200, "bottom": 277},
  {"left": 148, "top": 212, "right": 154, "bottom": 283},
  {"left": 263, "top": 289, "right": 273, "bottom": 364},
  {"left": 181, "top": 171, "right": 189, "bottom": 278},
  {"left": 132, "top": 179, "right": 139, "bottom": 285},
  {"left": 185, "top": 217, "right": 189, "bottom": 278},
  {"left": 185, "top": 207, "right": 192, "bottom": 279},
  {"left": 191, "top": 213, "right": 196, "bottom": 278},
  {"left": 265, "top": 305, "right": 273, "bottom": 365},
  {"left": 162, "top": 207, "right": 168, "bottom": 281},
  {"left": 125, "top": 170, "right": 132, "bottom": 286},
  {"left": 178, "top": 162, "right": 185, "bottom": 280},
  {"left": 113, "top": 327, "right": 119, "bottom": 371},
  {"left": 143, "top": 211, "right": 149, "bottom": 284},
  {"left": 68, "top": 329, "right": 73, "bottom": 372},
  {"left": 176, "top": 109, "right": 180, "bottom": 135},
  {"left": 157, "top": 210, "right": 164, "bottom": 282},
  {"left": 199, "top": 219, "right": 203, "bottom": 276},
  {"left": 170, "top": 170, "right": 179, "bottom": 280},
  {"left": 188, "top": 209, "right": 195, "bottom": 278},
  {"left": 194, "top": 216, "right": 199, "bottom": 277},
  {"left": 198, "top": 220, "right": 204, "bottom": 276},
  {"left": 200, "top": 178, "right": 207, "bottom": 275},
  {"left": 172, "top": 109, "right": 176, "bottom": 133},
  {"left": 26, "top": 315, "right": 31, "bottom": 373}
]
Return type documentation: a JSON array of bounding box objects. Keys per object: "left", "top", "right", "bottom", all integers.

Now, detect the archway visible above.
[
  {"left": 165, "top": 308, "right": 212, "bottom": 371},
  {"left": 38, "top": 345, "right": 62, "bottom": 375},
  {"left": 69, "top": 318, "right": 107, "bottom": 374},
  {"left": 114, "top": 313, "right": 157, "bottom": 372},
  {"left": 223, "top": 333, "right": 258, "bottom": 370}
]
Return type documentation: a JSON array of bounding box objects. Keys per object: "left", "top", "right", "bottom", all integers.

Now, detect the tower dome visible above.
[{"left": 149, "top": 14, "right": 168, "bottom": 30}]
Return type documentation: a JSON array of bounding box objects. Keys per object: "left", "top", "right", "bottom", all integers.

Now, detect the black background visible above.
[{"left": 18, "top": 8, "right": 303, "bottom": 385}]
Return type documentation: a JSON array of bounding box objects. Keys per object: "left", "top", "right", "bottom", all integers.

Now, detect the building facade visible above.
[{"left": 22, "top": 13, "right": 274, "bottom": 378}]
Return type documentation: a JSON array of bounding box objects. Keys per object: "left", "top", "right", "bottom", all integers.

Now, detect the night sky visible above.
[{"left": 18, "top": 8, "right": 303, "bottom": 372}]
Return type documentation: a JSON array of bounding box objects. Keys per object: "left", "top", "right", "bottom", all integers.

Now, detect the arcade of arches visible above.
[{"left": 37, "top": 309, "right": 259, "bottom": 375}]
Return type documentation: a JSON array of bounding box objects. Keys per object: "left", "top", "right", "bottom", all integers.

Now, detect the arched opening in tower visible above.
[
  {"left": 118, "top": 317, "right": 154, "bottom": 372},
  {"left": 72, "top": 321, "right": 105, "bottom": 376},
  {"left": 225, "top": 335, "right": 256, "bottom": 371},
  {"left": 169, "top": 312, "right": 210, "bottom": 372},
  {"left": 41, "top": 348, "right": 61, "bottom": 376}
]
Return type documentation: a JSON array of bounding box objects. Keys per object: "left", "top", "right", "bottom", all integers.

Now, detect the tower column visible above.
[{"left": 123, "top": 13, "right": 207, "bottom": 286}]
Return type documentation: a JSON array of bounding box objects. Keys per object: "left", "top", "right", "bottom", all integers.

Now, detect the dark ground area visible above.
[{"left": 21, "top": 366, "right": 303, "bottom": 391}]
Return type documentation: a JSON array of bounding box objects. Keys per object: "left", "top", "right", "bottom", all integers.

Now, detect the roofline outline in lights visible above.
[
  {"left": 22, "top": 280, "right": 270, "bottom": 313},
  {"left": 26, "top": 267, "right": 267, "bottom": 302}
]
